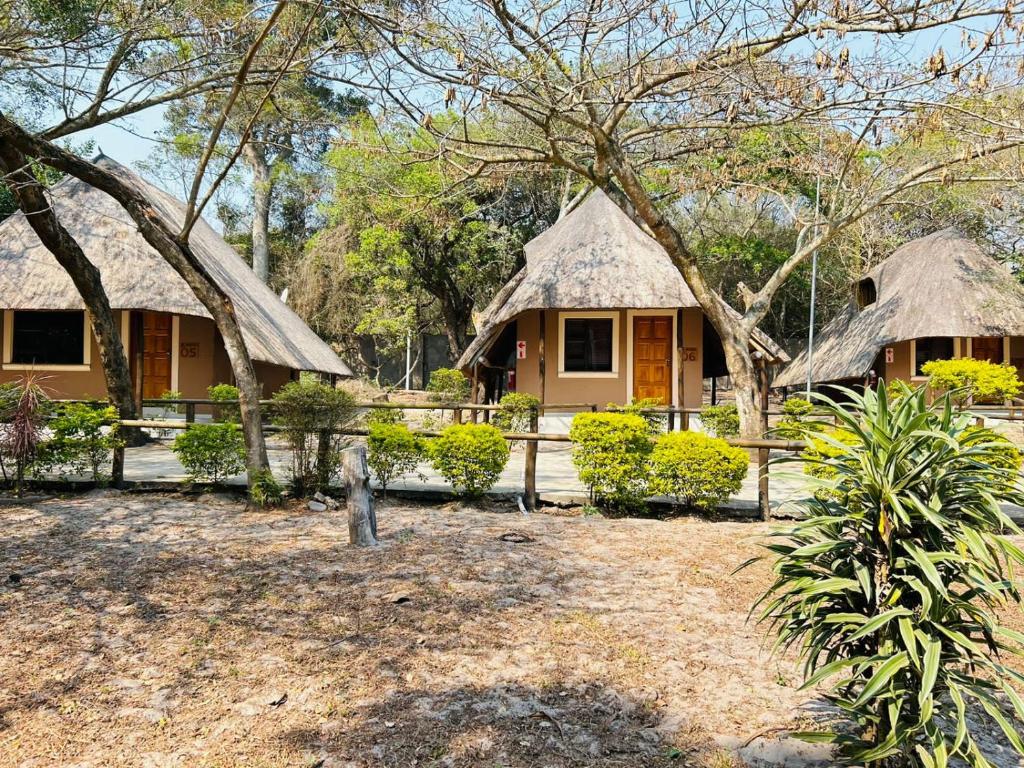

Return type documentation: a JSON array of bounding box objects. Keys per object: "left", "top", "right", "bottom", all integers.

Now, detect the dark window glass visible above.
[
  {"left": 563, "top": 318, "right": 613, "bottom": 372},
  {"left": 914, "top": 337, "right": 954, "bottom": 376},
  {"left": 11, "top": 311, "right": 85, "bottom": 365}
]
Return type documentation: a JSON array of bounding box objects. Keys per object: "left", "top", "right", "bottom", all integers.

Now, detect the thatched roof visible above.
[
  {"left": 458, "top": 190, "right": 787, "bottom": 367},
  {"left": 775, "top": 229, "right": 1024, "bottom": 388},
  {"left": 0, "top": 156, "right": 350, "bottom": 376}
]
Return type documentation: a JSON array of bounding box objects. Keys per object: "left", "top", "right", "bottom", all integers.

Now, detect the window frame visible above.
[
  {"left": 557, "top": 311, "right": 619, "bottom": 378},
  {"left": 2, "top": 309, "right": 92, "bottom": 371},
  {"left": 910, "top": 336, "right": 955, "bottom": 380}
]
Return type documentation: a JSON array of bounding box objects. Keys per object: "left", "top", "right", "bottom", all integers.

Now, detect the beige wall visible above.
[
  {"left": 0, "top": 310, "right": 298, "bottom": 401},
  {"left": 884, "top": 339, "right": 913, "bottom": 383},
  {"left": 509, "top": 307, "right": 709, "bottom": 408}
]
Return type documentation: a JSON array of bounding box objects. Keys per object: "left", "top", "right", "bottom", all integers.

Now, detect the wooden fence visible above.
[{"left": 98, "top": 398, "right": 814, "bottom": 519}]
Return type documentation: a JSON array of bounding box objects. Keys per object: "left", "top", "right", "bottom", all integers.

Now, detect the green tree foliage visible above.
[
  {"left": 367, "top": 421, "right": 424, "bottom": 495},
  {"left": 752, "top": 384, "right": 1024, "bottom": 765},
  {"left": 428, "top": 423, "right": 509, "bottom": 497},
  {"left": 270, "top": 379, "right": 357, "bottom": 495},
  {"left": 569, "top": 412, "right": 652, "bottom": 509},
  {"left": 306, "top": 115, "right": 563, "bottom": 361},
  {"left": 648, "top": 432, "right": 748, "bottom": 511},
  {"left": 922, "top": 358, "right": 1022, "bottom": 406},
  {"left": 172, "top": 423, "right": 246, "bottom": 483}
]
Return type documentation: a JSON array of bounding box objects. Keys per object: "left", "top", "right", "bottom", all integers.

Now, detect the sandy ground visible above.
[{"left": 1, "top": 492, "right": 1022, "bottom": 768}]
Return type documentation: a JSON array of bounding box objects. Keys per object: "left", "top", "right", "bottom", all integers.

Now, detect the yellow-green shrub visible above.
[
  {"left": 607, "top": 397, "right": 667, "bottom": 434},
  {"left": 426, "top": 368, "right": 470, "bottom": 403},
  {"left": 491, "top": 392, "right": 540, "bottom": 433},
  {"left": 648, "top": 432, "right": 748, "bottom": 511},
  {"left": 699, "top": 403, "right": 739, "bottom": 437},
  {"left": 428, "top": 423, "right": 509, "bottom": 497},
  {"left": 368, "top": 422, "right": 424, "bottom": 494},
  {"left": 803, "top": 428, "right": 859, "bottom": 499},
  {"left": 207, "top": 383, "right": 240, "bottom": 423},
  {"left": 921, "top": 357, "right": 1021, "bottom": 405},
  {"left": 172, "top": 423, "right": 245, "bottom": 483},
  {"left": 569, "top": 412, "right": 652, "bottom": 508},
  {"left": 958, "top": 425, "right": 1022, "bottom": 490}
]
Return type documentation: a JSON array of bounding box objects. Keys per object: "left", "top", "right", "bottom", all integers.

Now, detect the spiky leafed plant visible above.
[
  {"left": 0, "top": 374, "right": 51, "bottom": 495},
  {"left": 750, "top": 382, "right": 1024, "bottom": 767}
]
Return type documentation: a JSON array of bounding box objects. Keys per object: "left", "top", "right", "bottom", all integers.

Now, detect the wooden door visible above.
[
  {"left": 141, "top": 312, "right": 172, "bottom": 399},
  {"left": 633, "top": 315, "right": 673, "bottom": 404},
  {"left": 972, "top": 337, "right": 1003, "bottom": 364}
]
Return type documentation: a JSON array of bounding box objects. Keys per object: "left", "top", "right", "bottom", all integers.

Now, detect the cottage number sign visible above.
[{"left": 516, "top": 340, "right": 527, "bottom": 359}]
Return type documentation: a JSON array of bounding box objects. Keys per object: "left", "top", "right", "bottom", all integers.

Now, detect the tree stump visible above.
[{"left": 343, "top": 446, "right": 377, "bottom": 546}]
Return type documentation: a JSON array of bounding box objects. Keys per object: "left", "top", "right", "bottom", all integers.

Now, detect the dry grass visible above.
[{"left": 0, "top": 491, "right": 1022, "bottom": 768}]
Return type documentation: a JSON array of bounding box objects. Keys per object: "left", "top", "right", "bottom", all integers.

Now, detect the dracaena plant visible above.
[{"left": 750, "top": 381, "right": 1024, "bottom": 767}]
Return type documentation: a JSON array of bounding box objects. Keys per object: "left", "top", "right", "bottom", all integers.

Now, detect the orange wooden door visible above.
[
  {"left": 972, "top": 337, "right": 1003, "bottom": 364},
  {"left": 633, "top": 316, "right": 673, "bottom": 404},
  {"left": 142, "top": 312, "right": 172, "bottom": 399}
]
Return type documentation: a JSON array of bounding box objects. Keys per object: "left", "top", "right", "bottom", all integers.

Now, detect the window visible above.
[
  {"left": 6, "top": 311, "right": 87, "bottom": 366},
  {"left": 913, "top": 336, "right": 954, "bottom": 377},
  {"left": 856, "top": 278, "right": 877, "bottom": 309},
  {"left": 562, "top": 315, "right": 615, "bottom": 373}
]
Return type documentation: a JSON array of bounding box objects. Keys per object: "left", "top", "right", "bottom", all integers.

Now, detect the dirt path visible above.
[{"left": 0, "top": 492, "right": 1021, "bottom": 767}]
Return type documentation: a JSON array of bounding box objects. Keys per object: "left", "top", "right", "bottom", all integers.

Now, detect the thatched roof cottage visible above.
[
  {"left": 0, "top": 155, "right": 350, "bottom": 401},
  {"left": 775, "top": 229, "right": 1024, "bottom": 389},
  {"left": 457, "top": 190, "right": 788, "bottom": 408}
]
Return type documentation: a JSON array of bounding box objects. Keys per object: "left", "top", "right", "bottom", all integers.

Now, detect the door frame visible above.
[
  {"left": 626, "top": 309, "right": 678, "bottom": 407},
  {"left": 122, "top": 310, "right": 180, "bottom": 399}
]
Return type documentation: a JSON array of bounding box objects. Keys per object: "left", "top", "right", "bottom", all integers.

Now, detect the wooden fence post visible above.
[
  {"left": 524, "top": 406, "right": 539, "bottom": 511},
  {"left": 758, "top": 360, "right": 771, "bottom": 521},
  {"left": 185, "top": 402, "right": 196, "bottom": 423},
  {"left": 343, "top": 446, "right": 377, "bottom": 546}
]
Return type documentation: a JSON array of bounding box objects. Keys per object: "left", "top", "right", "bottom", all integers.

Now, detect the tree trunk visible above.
[
  {"left": 0, "top": 144, "right": 142, "bottom": 448},
  {"left": 243, "top": 143, "right": 272, "bottom": 283},
  {"left": 343, "top": 446, "right": 377, "bottom": 546},
  {"left": 720, "top": 331, "right": 764, "bottom": 439},
  {"left": 0, "top": 116, "right": 272, "bottom": 483}
]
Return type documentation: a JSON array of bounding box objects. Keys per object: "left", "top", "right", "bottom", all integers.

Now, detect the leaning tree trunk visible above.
[
  {"left": 0, "top": 144, "right": 142, "bottom": 452},
  {"left": 0, "top": 116, "right": 272, "bottom": 483},
  {"left": 720, "top": 330, "right": 764, "bottom": 439},
  {"left": 243, "top": 143, "right": 272, "bottom": 284}
]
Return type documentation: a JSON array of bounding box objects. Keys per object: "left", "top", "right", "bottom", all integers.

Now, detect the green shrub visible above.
[
  {"left": 428, "top": 423, "right": 509, "bottom": 497},
  {"left": 172, "top": 423, "right": 245, "bottom": 482},
  {"left": 426, "top": 368, "right": 470, "bottom": 403},
  {"left": 648, "top": 432, "right": 748, "bottom": 511},
  {"left": 368, "top": 422, "right": 424, "bottom": 495},
  {"left": 366, "top": 406, "right": 404, "bottom": 425},
  {"left": 35, "top": 403, "right": 122, "bottom": 483},
  {"left": 776, "top": 396, "right": 814, "bottom": 439},
  {"left": 491, "top": 392, "right": 540, "bottom": 433},
  {"left": 607, "top": 397, "right": 667, "bottom": 434},
  {"left": 271, "top": 380, "right": 357, "bottom": 495},
  {"left": 959, "top": 425, "right": 1022, "bottom": 490},
  {"left": 699, "top": 403, "right": 739, "bottom": 437},
  {"left": 922, "top": 357, "right": 1022, "bottom": 405},
  {"left": 158, "top": 389, "right": 184, "bottom": 416},
  {"left": 569, "top": 412, "right": 652, "bottom": 509},
  {"left": 248, "top": 468, "right": 284, "bottom": 508},
  {"left": 802, "top": 427, "right": 859, "bottom": 500},
  {"left": 750, "top": 383, "right": 1024, "bottom": 766},
  {"left": 207, "top": 383, "right": 241, "bottom": 423}
]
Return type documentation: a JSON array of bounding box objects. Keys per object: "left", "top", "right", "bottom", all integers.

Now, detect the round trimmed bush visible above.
[
  {"left": 172, "top": 423, "right": 245, "bottom": 483},
  {"left": 368, "top": 421, "right": 424, "bottom": 494},
  {"left": 569, "top": 411, "right": 652, "bottom": 508},
  {"left": 648, "top": 431, "right": 748, "bottom": 511},
  {"left": 428, "top": 423, "right": 509, "bottom": 497},
  {"left": 699, "top": 403, "right": 739, "bottom": 437},
  {"left": 491, "top": 391, "right": 540, "bottom": 433}
]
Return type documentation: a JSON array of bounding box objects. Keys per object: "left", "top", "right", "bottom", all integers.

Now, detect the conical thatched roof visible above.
[
  {"left": 775, "top": 229, "right": 1024, "bottom": 388},
  {"left": 458, "top": 190, "right": 787, "bottom": 367},
  {"left": 0, "top": 156, "right": 350, "bottom": 376}
]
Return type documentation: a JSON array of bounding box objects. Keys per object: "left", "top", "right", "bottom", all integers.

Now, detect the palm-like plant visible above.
[
  {"left": 0, "top": 373, "right": 51, "bottom": 495},
  {"left": 752, "top": 382, "right": 1024, "bottom": 767}
]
